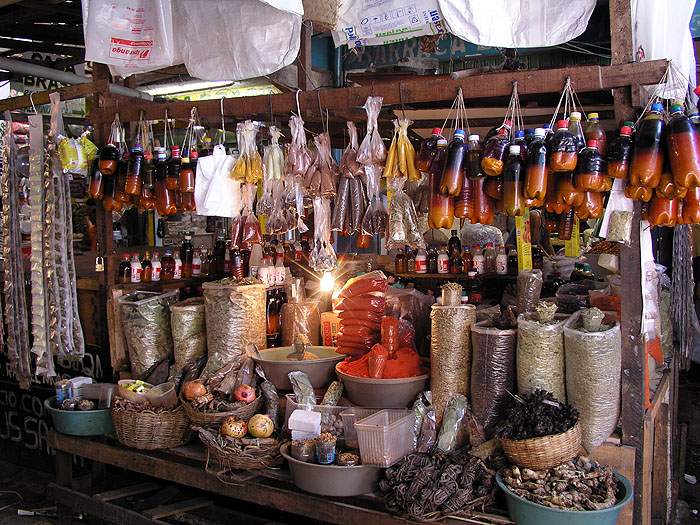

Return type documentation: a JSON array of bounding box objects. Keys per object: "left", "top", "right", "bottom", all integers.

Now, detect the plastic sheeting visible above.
[
  {"left": 194, "top": 145, "right": 240, "bottom": 218},
  {"left": 438, "top": 0, "right": 595, "bottom": 48},
  {"left": 172, "top": 0, "right": 302, "bottom": 81}
]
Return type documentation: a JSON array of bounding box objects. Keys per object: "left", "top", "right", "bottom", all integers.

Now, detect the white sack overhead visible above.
[{"left": 438, "top": 0, "right": 596, "bottom": 48}]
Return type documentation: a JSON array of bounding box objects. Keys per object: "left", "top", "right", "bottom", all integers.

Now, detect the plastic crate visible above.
[
  {"left": 340, "top": 407, "right": 384, "bottom": 449},
  {"left": 283, "top": 394, "right": 348, "bottom": 437},
  {"left": 355, "top": 409, "right": 414, "bottom": 467}
]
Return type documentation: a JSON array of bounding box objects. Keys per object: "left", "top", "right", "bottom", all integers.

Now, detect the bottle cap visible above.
[
  {"left": 468, "top": 271, "right": 477, "bottom": 277},
  {"left": 670, "top": 103, "right": 684, "bottom": 114},
  {"left": 503, "top": 120, "right": 512, "bottom": 128},
  {"left": 588, "top": 112, "right": 599, "bottom": 120},
  {"left": 432, "top": 127, "right": 442, "bottom": 135},
  {"left": 587, "top": 139, "right": 598, "bottom": 148},
  {"left": 468, "top": 134, "right": 480, "bottom": 141},
  {"left": 509, "top": 145, "right": 521, "bottom": 154},
  {"left": 556, "top": 120, "right": 569, "bottom": 129},
  {"left": 165, "top": 250, "right": 172, "bottom": 255},
  {"left": 454, "top": 129, "right": 466, "bottom": 139},
  {"left": 525, "top": 128, "right": 535, "bottom": 136},
  {"left": 133, "top": 145, "right": 142, "bottom": 151},
  {"left": 543, "top": 124, "right": 552, "bottom": 130},
  {"left": 486, "top": 242, "right": 493, "bottom": 247},
  {"left": 190, "top": 150, "right": 199, "bottom": 160},
  {"left": 620, "top": 126, "right": 633, "bottom": 136},
  {"left": 473, "top": 244, "right": 481, "bottom": 249},
  {"left": 623, "top": 120, "right": 635, "bottom": 128},
  {"left": 694, "top": 86, "right": 700, "bottom": 97},
  {"left": 650, "top": 102, "right": 664, "bottom": 112},
  {"left": 514, "top": 130, "right": 525, "bottom": 138},
  {"left": 534, "top": 128, "right": 546, "bottom": 138},
  {"left": 437, "top": 138, "right": 448, "bottom": 146},
  {"left": 570, "top": 111, "right": 581, "bottom": 120}
]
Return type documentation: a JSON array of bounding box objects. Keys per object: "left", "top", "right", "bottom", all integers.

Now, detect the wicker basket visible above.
[
  {"left": 199, "top": 427, "right": 283, "bottom": 471},
  {"left": 500, "top": 422, "right": 582, "bottom": 470},
  {"left": 112, "top": 404, "right": 193, "bottom": 450},
  {"left": 180, "top": 393, "right": 262, "bottom": 426},
  {"left": 302, "top": 0, "right": 340, "bottom": 29}
]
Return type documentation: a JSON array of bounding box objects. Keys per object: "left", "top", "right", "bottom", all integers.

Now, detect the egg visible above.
[{"left": 220, "top": 416, "right": 247, "bottom": 439}]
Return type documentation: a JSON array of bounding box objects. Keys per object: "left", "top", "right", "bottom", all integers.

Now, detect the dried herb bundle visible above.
[
  {"left": 502, "top": 457, "right": 619, "bottom": 511},
  {"left": 497, "top": 389, "right": 578, "bottom": 440}
]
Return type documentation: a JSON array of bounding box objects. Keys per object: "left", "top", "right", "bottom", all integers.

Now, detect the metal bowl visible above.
[
  {"left": 252, "top": 346, "right": 344, "bottom": 390},
  {"left": 336, "top": 364, "right": 429, "bottom": 408}
]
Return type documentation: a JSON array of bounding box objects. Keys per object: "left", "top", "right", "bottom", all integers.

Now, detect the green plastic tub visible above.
[
  {"left": 44, "top": 396, "right": 114, "bottom": 436},
  {"left": 496, "top": 472, "right": 633, "bottom": 525}
]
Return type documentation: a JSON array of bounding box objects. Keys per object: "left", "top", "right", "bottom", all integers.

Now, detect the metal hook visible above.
[
  {"left": 295, "top": 89, "right": 302, "bottom": 117},
  {"left": 28, "top": 92, "right": 37, "bottom": 115}
]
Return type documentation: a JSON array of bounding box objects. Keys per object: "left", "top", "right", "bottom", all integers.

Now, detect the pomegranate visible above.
[
  {"left": 183, "top": 380, "right": 207, "bottom": 400},
  {"left": 248, "top": 414, "right": 274, "bottom": 438},
  {"left": 220, "top": 416, "right": 247, "bottom": 439},
  {"left": 233, "top": 384, "right": 256, "bottom": 403}
]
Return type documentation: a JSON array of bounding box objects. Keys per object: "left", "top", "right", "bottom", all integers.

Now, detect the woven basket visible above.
[
  {"left": 500, "top": 422, "right": 582, "bottom": 470},
  {"left": 199, "top": 427, "right": 283, "bottom": 471},
  {"left": 302, "top": 0, "right": 340, "bottom": 29},
  {"left": 181, "top": 393, "right": 262, "bottom": 426},
  {"left": 112, "top": 404, "right": 193, "bottom": 450}
]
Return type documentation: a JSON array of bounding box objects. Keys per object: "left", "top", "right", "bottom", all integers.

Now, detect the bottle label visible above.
[
  {"left": 415, "top": 258, "right": 427, "bottom": 273},
  {"left": 469, "top": 292, "right": 482, "bottom": 303},
  {"left": 192, "top": 263, "right": 201, "bottom": 277},
  {"left": 174, "top": 264, "right": 182, "bottom": 279},
  {"left": 250, "top": 266, "right": 259, "bottom": 278},
  {"left": 497, "top": 258, "right": 507, "bottom": 274},
  {"left": 438, "top": 258, "right": 449, "bottom": 273},
  {"left": 276, "top": 268, "right": 286, "bottom": 284},
  {"left": 152, "top": 266, "right": 161, "bottom": 281},
  {"left": 475, "top": 259, "right": 485, "bottom": 274},
  {"left": 295, "top": 251, "right": 302, "bottom": 261},
  {"left": 130, "top": 268, "right": 142, "bottom": 283}
]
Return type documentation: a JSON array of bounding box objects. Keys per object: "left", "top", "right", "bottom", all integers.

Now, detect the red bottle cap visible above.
[
  {"left": 190, "top": 150, "right": 199, "bottom": 160},
  {"left": 694, "top": 86, "right": 700, "bottom": 97},
  {"left": 587, "top": 139, "right": 598, "bottom": 148},
  {"left": 503, "top": 120, "right": 512, "bottom": 128},
  {"left": 431, "top": 127, "right": 442, "bottom": 135},
  {"left": 620, "top": 126, "right": 632, "bottom": 136},
  {"left": 557, "top": 120, "right": 569, "bottom": 129}
]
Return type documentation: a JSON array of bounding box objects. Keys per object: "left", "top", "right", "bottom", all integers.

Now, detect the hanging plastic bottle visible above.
[
  {"left": 99, "top": 142, "right": 120, "bottom": 176},
  {"left": 179, "top": 152, "right": 195, "bottom": 192},
  {"left": 471, "top": 177, "right": 495, "bottom": 224},
  {"left": 545, "top": 167, "right": 567, "bottom": 214},
  {"left": 558, "top": 207, "right": 576, "bottom": 241},
  {"left": 88, "top": 158, "right": 103, "bottom": 199},
  {"left": 568, "top": 111, "right": 586, "bottom": 152},
  {"left": 503, "top": 145, "right": 525, "bottom": 216},
  {"left": 101, "top": 172, "right": 123, "bottom": 212},
  {"left": 556, "top": 172, "right": 584, "bottom": 207},
  {"left": 625, "top": 183, "right": 653, "bottom": 202},
  {"left": 513, "top": 129, "right": 528, "bottom": 162},
  {"left": 647, "top": 195, "right": 678, "bottom": 227},
  {"left": 525, "top": 128, "right": 548, "bottom": 199},
  {"left": 142, "top": 151, "right": 155, "bottom": 190},
  {"left": 440, "top": 129, "right": 468, "bottom": 196},
  {"left": 683, "top": 186, "right": 700, "bottom": 223},
  {"left": 139, "top": 187, "right": 156, "bottom": 210},
  {"left": 576, "top": 191, "right": 604, "bottom": 220},
  {"left": 574, "top": 139, "right": 606, "bottom": 191},
  {"left": 428, "top": 138, "right": 454, "bottom": 229},
  {"left": 416, "top": 127, "right": 443, "bottom": 172},
  {"left": 585, "top": 112, "right": 607, "bottom": 157},
  {"left": 166, "top": 145, "right": 181, "bottom": 190},
  {"left": 484, "top": 176, "right": 503, "bottom": 200},
  {"left": 606, "top": 125, "right": 633, "bottom": 179},
  {"left": 481, "top": 121, "right": 511, "bottom": 177},
  {"left": 124, "top": 145, "right": 144, "bottom": 195},
  {"left": 549, "top": 120, "right": 578, "bottom": 172},
  {"left": 356, "top": 234, "right": 371, "bottom": 249},
  {"left": 666, "top": 102, "right": 700, "bottom": 189},
  {"left": 154, "top": 148, "right": 176, "bottom": 215},
  {"left": 629, "top": 102, "right": 664, "bottom": 188},
  {"left": 544, "top": 211, "right": 559, "bottom": 232},
  {"left": 454, "top": 173, "right": 474, "bottom": 219},
  {"left": 115, "top": 161, "right": 130, "bottom": 203},
  {"left": 466, "top": 134, "right": 484, "bottom": 180}
]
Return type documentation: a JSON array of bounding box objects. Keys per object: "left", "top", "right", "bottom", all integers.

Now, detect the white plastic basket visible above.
[{"left": 355, "top": 409, "right": 413, "bottom": 467}]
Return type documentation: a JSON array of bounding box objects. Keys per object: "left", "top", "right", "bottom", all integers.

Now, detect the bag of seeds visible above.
[
  {"left": 170, "top": 297, "right": 207, "bottom": 375},
  {"left": 118, "top": 290, "right": 179, "bottom": 377},
  {"left": 517, "top": 269, "right": 543, "bottom": 316},
  {"left": 516, "top": 308, "right": 567, "bottom": 402},
  {"left": 470, "top": 320, "right": 517, "bottom": 437},
  {"left": 564, "top": 310, "right": 621, "bottom": 454},
  {"left": 201, "top": 279, "right": 266, "bottom": 377}
]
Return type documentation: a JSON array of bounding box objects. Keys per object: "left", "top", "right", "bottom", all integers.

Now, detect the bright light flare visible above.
[{"left": 320, "top": 271, "right": 335, "bottom": 292}]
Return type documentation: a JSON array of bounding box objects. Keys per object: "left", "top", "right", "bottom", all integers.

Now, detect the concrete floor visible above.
[{"left": 0, "top": 459, "right": 56, "bottom": 524}]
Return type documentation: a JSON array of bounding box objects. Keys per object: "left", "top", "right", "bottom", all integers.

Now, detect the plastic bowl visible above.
[
  {"left": 335, "top": 364, "right": 429, "bottom": 408},
  {"left": 117, "top": 379, "right": 154, "bottom": 404},
  {"left": 44, "top": 396, "right": 114, "bottom": 436},
  {"left": 280, "top": 443, "right": 382, "bottom": 497},
  {"left": 252, "top": 347, "right": 344, "bottom": 391},
  {"left": 496, "top": 472, "right": 633, "bottom": 525},
  {"left": 146, "top": 382, "right": 177, "bottom": 409}
]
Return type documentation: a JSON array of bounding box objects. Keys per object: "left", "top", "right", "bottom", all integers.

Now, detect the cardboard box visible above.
[{"left": 321, "top": 311, "right": 340, "bottom": 347}]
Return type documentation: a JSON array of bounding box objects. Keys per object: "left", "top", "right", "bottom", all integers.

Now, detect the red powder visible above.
[{"left": 338, "top": 346, "right": 425, "bottom": 379}]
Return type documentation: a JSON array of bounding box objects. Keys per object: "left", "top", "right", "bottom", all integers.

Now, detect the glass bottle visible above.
[
  {"left": 472, "top": 245, "right": 485, "bottom": 274},
  {"left": 525, "top": 128, "right": 548, "bottom": 200},
  {"left": 242, "top": 247, "right": 251, "bottom": 278},
  {"left": 549, "top": 120, "right": 578, "bottom": 172},
  {"left": 428, "top": 139, "right": 454, "bottom": 229},
  {"left": 88, "top": 158, "right": 103, "bottom": 199},
  {"left": 440, "top": 129, "right": 467, "bottom": 196},
  {"left": 173, "top": 251, "right": 182, "bottom": 280},
  {"left": 481, "top": 122, "right": 511, "bottom": 176},
  {"left": 98, "top": 142, "right": 119, "bottom": 176},
  {"left": 192, "top": 250, "right": 202, "bottom": 277},
  {"left": 124, "top": 145, "right": 144, "bottom": 195},
  {"left": 454, "top": 165, "right": 474, "bottom": 219},
  {"left": 214, "top": 233, "right": 226, "bottom": 274},
  {"left": 449, "top": 247, "right": 462, "bottom": 274},
  {"left": 231, "top": 245, "right": 243, "bottom": 278},
  {"left": 471, "top": 177, "right": 495, "bottom": 224},
  {"left": 484, "top": 242, "right": 496, "bottom": 273},
  {"left": 531, "top": 246, "right": 544, "bottom": 270},
  {"left": 166, "top": 145, "right": 181, "bottom": 191},
  {"left": 558, "top": 207, "right": 576, "bottom": 241},
  {"left": 585, "top": 112, "right": 607, "bottom": 157},
  {"left": 141, "top": 251, "right": 152, "bottom": 283},
  {"left": 130, "top": 253, "right": 142, "bottom": 283},
  {"left": 181, "top": 232, "right": 194, "bottom": 278},
  {"left": 465, "top": 271, "right": 482, "bottom": 305},
  {"left": 200, "top": 247, "right": 210, "bottom": 277},
  {"left": 570, "top": 262, "right": 583, "bottom": 281},
  {"left": 556, "top": 172, "right": 584, "bottom": 207},
  {"left": 427, "top": 246, "right": 438, "bottom": 274},
  {"left": 118, "top": 254, "right": 131, "bottom": 284},
  {"left": 503, "top": 145, "right": 525, "bottom": 216},
  {"left": 437, "top": 246, "right": 449, "bottom": 274},
  {"left": 461, "top": 246, "right": 473, "bottom": 273},
  {"left": 448, "top": 229, "right": 461, "bottom": 255},
  {"left": 415, "top": 248, "right": 427, "bottom": 273},
  {"left": 496, "top": 245, "right": 508, "bottom": 275},
  {"left": 629, "top": 102, "right": 664, "bottom": 188},
  {"left": 574, "top": 139, "right": 606, "bottom": 191},
  {"left": 416, "top": 127, "right": 443, "bottom": 172},
  {"left": 224, "top": 240, "right": 232, "bottom": 274},
  {"left": 666, "top": 102, "right": 700, "bottom": 189},
  {"left": 466, "top": 134, "right": 484, "bottom": 180},
  {"left": 607, "top": 125, "right": 633, "bottom": 179},
  {"left": 406, "top": 247, "right": 416, "bottom": 273},
  {"left": 101, "top": 171, "right": 123, "bottom": 212},
  {"left": 507, "top": 248, "right": 518, "bottom": 275},
  {"left": 395, "top": 248, "right": 406, "bottom": 273},
  {"left": 151, "top": 252, "right": 162, "bottom": 282},
  {"left": 568, "top": 111, "right": 586, "bottom": 152}
]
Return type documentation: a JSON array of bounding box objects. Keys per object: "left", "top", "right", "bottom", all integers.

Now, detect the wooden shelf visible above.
[{"left": 396, "top": 272, "right": 517, "bottom": 280}]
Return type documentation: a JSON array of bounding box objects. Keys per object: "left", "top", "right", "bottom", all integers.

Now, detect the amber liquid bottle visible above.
[
  {"left": 98, "top": 142, "right": 119, "bottom": 176},
  {"left": 606, "top": 125, "right": 633, "bottom": 179},
  {"left": 115, "top": 161, "right": 130, "bottom": 203},
  {"left": 454, "top": 171, "right": 474, "bottom": 219},
  {"left": 416, "top": 127, "right": 443, "bottom": 172},
  {"left": 585, "top": 112, "right": 607, "bottom": 157},
  {"left": 465, "top": 134, "right": 484, "bottom": 180},
  {"left": 666, "top": 102, "right": 700, "bottom": 188},
  {"left": 181, "top": 232, "right": 195, "bottom": 278},
  {"left": 503, "top": 145, "right": 525, "bottom": 216},
  {"left": 481, "top": 123, "right": 511, "bottom": 177},
  {"left": 683, "top": 186, "right": 700, "bottom": 223},
  {"left": 139, "top": 187, "right": 156, "bottom": 210},
  {"left": 166, "top": 145, "right": 182, "bottom": 191},
  {"left": 629, "top": 102, "right": 664, "bottom": 188},
  {"left": 154, "top": 149, "right": 177, "bottom": 215},
  {"left": 558, "top": 207, "right": 576, "bottom": 241},
  {"left": 118, "top": 255, "right": 131, "bottom": 284},
  {"left": 545, "top": 167, "right": 567, "bottom": 214},
  {"left": 439, "top": 129, "right": 468, "bottom": 196},
  {"left": 549, "top": 120, "right": 578, "bottom": 172},
  {"left": 577, "top": 191, "right": 604, "bottom": 220},
  {"left": 556, "top": 172, "right": 584, "bottom": 207},
  {"left": 574, "top": 139, "right": 606, "bottom": 191},
  {"left": 647, "top": 195, "right": 678, "bottom": 227},
  {"left": 124, "top": 145, "right": 144, "bottom": 195},
  {"left": 428, "top": 139, "right": 454, "bottom": 229},
  {"left": 471, "top": 177, "right": 495, "bottom": 224},
  {"left": 101, "top": 174, "right": 122, "bottom": 212},
  {"left": 88, "top": 158, "right": 103, "bottom": 199},
  {"left": 525, "top": 128, "right": 547, "bottom": 199}
]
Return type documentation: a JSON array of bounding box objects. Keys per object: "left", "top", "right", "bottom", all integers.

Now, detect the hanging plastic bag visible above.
[
  {"left": 361, "top": 164, "right": 388, "bottom": 235},
  {"left": 386, "top": 176, "right": 426, "bottom": 250},
  {"left": 357, "top": 97, "right": 386, "bottom": 168},
  {"left": 384, "top": 118, "right": 420, "bottom": 180},
  {"left": 304, "top": 132, "right": 338, "bottom": 197},
  {"left": 285, "top": 114, "right": 313, "bottom": 178},
  {"left": 194, "top": 144, "right": 240, "bottom": 217},
  {"left": 309, "top": 196, "right": 337, "bottom": 272},
  {"left": 57, "top": 135, "right": 94, "bottom": 176},
  {"left": 240, "top": 183, "right": 262, "bottom": 248},
  {"left": 231, "top": 120, "right": 263, "bottom": 184}
]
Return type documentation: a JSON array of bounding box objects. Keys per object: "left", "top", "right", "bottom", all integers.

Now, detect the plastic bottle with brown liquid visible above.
[
  {"left": 683, "top": 186, "right": 700, "bottom": 223},
  {"left": 558, "top": 207, "right": 576, "bottom": 241},
  {"left": 142, "top": 152, "right": 155, "bottom": 190},
  {"left": 545, "top": 167, "right": 567, "bottom": 214},
  {"left": 629, "top": 102, "right": 664, "bottom": 188},
  {"left": 484, "top": 176, "right": 503, "bottom": 200},
  {"left": 88, "top": 158, "right": 103, "bottom": 199},
  {"left": 606, "top": 125, "right": 633, "bottom": 179},
  {"left": 556, "top": 172, "right": 584, "bottom": 207},
  {"left": 166, "top": 145, "right": 181, "bottom": 190},
  {"left": 124, "top": 145, "right": 144, "bottom": 195},
  {"left": 139, "top": 187, "right": 156, "bottom": 210},
  {"left": 549, "top": 120, "right": 578, "bottom": 172},
  {"left": 471, "top": 177, "right": 495, "bottom": 224},
  {"left": 101, "top": 171, "right": 123, "bottom": 212},
  {"left": 648, "top": 195, "right": 678, "bottom": 227},
  {"left": 454, "top": 172, "right": 474, "bottom": 219},
  {"left": 666, "top": 102, "right": 700, "bottom": 188},
  {"left": 503, "top": 145, "right": 525, "bottom": 216},
  {"left": 585, "top": 113, "right": 607, "bottom": 157},
  {"left": 440, "top": 129, "right": 467, "bottom": 196},
  {"left": 577, "top": 191, "right": 604, "bottom": 220},
  {"left": 568, "top": 112, "right": 586, "bottom": 153},
  {"left": 428, "top": 138, "right": 454, "bottom": 229},
  {"left": 115, "top": 161, "right": 130, "bottom": 203},
  {"left": 525, "top": 127, "right": 548, "bottom": 199},
  {"left": 416, "top": 127, "right": 443, "bottom": 172},
  {"left": 98, "top": 142, "right": 119, "bottom": 176},
  {"left": 465, "top": 134, "right": 484, "bottom": 180},
  {"left": 481, "top": 120, "right": 511, "bottom": 176},
  {"left": 574, "top": 139, "right": 606, "bottom": 191},
  {"left": 154, "top": 149, "right": 177, "bottom": 215}
]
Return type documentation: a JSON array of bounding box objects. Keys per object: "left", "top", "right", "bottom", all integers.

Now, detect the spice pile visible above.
[
  {"left": 379, "top": 447, "right": 502, "bottom": 521},
  {"left": 497, "top": 389, "right": 578, "bottom": 440},
  {"left": 337, "top": 345, "right": 425, "bottom": 379},
  {"left": 502, "top": 457, "right": 619, "bottom": 511}
]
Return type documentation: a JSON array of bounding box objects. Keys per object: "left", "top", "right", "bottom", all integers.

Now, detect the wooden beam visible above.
[
  {"left": 94, "top": 482, "right": 161, "bottom": 502},
  {"left": 589, "top": 441, "right": 636, "bottom": 525},
  {"left": 297, "top": 21, "right": 312, "bottom": 91},
  {"left": 90, "top": 60, "right": 668, "bottom": 125},
  {"left": 0, "top": 79, "right": 108, "bottom": 112},
  {"left": 652, "top": 403, "right": 671, "bottom": 523},
  {"left": 142, "top": 497, "right": 212, "bottom": 520},
  {"left": 0, "top": 37, "right": 84, "bottom": 57},
  {"left": 0, "top": 25, "right": 84, "bottom": 45}
]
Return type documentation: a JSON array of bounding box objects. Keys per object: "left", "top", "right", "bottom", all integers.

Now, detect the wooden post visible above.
[
  {"left": 609, "top": 1, "right": 646, "bottom": 523},
  {"left": 297, "top": 22, "right": 312, "bottom": 91}
]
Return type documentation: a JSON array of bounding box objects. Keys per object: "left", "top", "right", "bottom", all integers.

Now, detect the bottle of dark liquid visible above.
[
  {"left": 449, "top": 248, "right": 462, "bottom": 274},
  {"left": 454, "top": 174, "right": 473, "bottom": 220},
  {"left": 629, "top": 102, "right": 664, "bottom": 188},
  {"left": 125, "top": 145, "right": 144, "bottom": 195},
  {"left": 406, "top": 247, "right": 416, "bottom": 273},
  {"left": 224, "top": 240, "right": 232, "bottom": 275},
  {"left": 568, "top": 111, "right": 586, "bottom": 153},
  {"left": 465, "top": 271, "right": 483, "bottom": 305},
  {"left": 513, "top": 129, "right": 528, "bottom": 162},
  {"left": 166, "top": 145, "right": 181, "bottom": 191},
  {"left": 88, "top": 158, "right": 103, "bottom": 199},
  {"left": 181, "top": 232, "right": 194, "bottom": 278},
  {"left": 503, "top": 145, "right": 525, "bottom": 216},
  {"left": 558, "top": 207, "right": 576, "bottom": 241},
  {"left": 142, "top": 150, "right": 155, "bottom": 190},
  {"left": 179, "top": 153, "right": 197, "bottom": 212},
  {"left": 200, "top": 247, "right": 210, "bottom": 277},
  {"left": 570, "top": 262, "right": 583, "bottom": 281},
  {"left": 531, "top": 246, "right": 544, "bottom": 270},
  {"left": 241, "top": 247, "right": 251, "bottom": 277},
  {"left": 231, "top": 245, "right": 243, "bottom": 278},
  {"left": 416, "top": 127, "right": 443, "bottom": 172},
  {"left": 395, "top": 248, "right": 406, "bottom": 273},
  {"left": 98, "top": 142, "right": 120, "bottom": 176},
  {"left": 154, "top": 148, "right": 175, "bottom": 215},
  {"left": 549, "top": 120, "right": 578, "bottom": 172},
  {"left": 118, "top": 254, "right": 131, "bottom": 284},
  {"left": 141, "top": 251, "right": 152, "bottom": 283},
  {"left": 427, "top": 246, "right": 438, "bottom": 274},
  {"left": 428, "top": 139, "right": 454, "bottom": 229},
  {"left": 440, "top": 129, "right": 468, "bottom": 196},
  {"left": 666, "top": 102, "right": 700, "bottom": 188},
  {"left": 466, "top": 134, "right": 484, "bottom": 180},
  {"left": 481, "top": 122, "right": 511, "bottom": 177},
  {"left": 525, "top": 128, "right": 548, "bottom": 199},
  {"left": 585, "top": 112, "right": 607, "bottom": 157},
  {"left": 161, "top": 250, "right": 175, "bottom": 281},
  {"left": 214, "top": 233, "right": 226, "bottom": 274},
  {"left": 507, "top": 247, "right": 518, "bottom": 276},
  {"left": 461, "top": 246, "right": 473, "bottom": 273},
  {"left": 575, "top": 139, "right": 606, "bottom": 191},
  {"left": 607, "top": 125, "right": 633, "bottom": 179}
]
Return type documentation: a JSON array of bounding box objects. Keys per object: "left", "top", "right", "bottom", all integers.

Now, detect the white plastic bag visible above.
[
  {"left": 82, "top": 0, "right": 181, "bottom": 78},
  {"left": 194, "top": 145, "right": 241, "bottom": 218},
  {"left": 438, "top": 0, "right": 595, "bottom": 48},
  {"left": 172, "top": 0, "right": 302, "bottom": 81}
]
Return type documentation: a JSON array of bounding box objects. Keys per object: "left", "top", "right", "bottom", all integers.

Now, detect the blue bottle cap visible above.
[
  {"left": 515, "top": 130, "right": 525, "bottom": 139},
  {"left": 670, "top": 103, "right": 684, "bottom": 114},
  {"left": 454, "top": 129, "right": 466, "bottom": 139},
  {"left": 543, "top": 124, "right": 552, "bottom": 130},
  {"left": 650, "top": 102, "right": 664, "bottom": 113}
]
